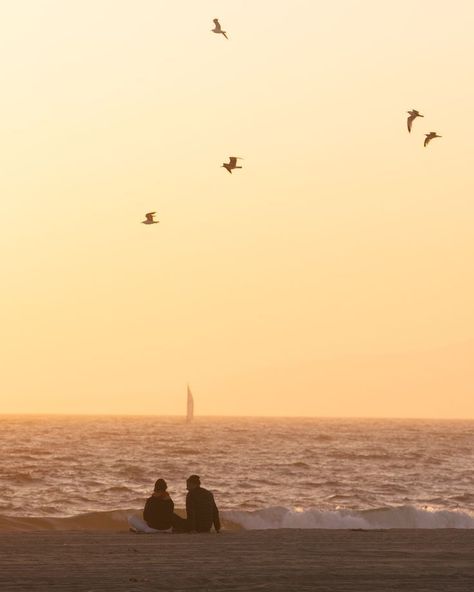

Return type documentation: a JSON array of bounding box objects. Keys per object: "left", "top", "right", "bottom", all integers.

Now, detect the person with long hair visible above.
[{"left": 143, "top": 478, "right": 186, "bottom": 531}]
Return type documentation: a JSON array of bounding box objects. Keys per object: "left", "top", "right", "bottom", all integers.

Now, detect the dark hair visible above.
[
  {"left": 187, "top": 474, "right": 200, "bottom": 486},
  {"left": 154, "top": 478, "right": 167, "bottom": 492}
]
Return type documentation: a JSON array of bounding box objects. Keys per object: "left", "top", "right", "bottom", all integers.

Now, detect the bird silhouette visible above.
[
  {"left": 212, "top": 19, "right": 228, "bottom": 39},
  {"left": 407, "top": 109, "right": 423, "bottom": 133},
  {"left": 222, "top": 156, "right": 243, "bottom": 174},
  {"left": 142, "top": 212, "right": 159, "bottom": 225},
  {"left": 424, "top": 132, "right": 442, "bottom": 147}
]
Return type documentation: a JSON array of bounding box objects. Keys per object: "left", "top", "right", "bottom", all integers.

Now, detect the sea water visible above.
[{"left": 0, "top": 416, "right": 473, "bottom": 529}]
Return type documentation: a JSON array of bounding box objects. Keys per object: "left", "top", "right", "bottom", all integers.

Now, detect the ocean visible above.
[{"left": 1, "top": 416, "right": 473, "bottom": 530}]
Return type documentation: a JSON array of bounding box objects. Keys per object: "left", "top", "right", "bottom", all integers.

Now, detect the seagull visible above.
[
  {"left": 407, "top": 109, "right": 423, "bottom": 133},
  {"left": 212, "top": 18, "right": 228, "bottom": 40},
  {"left": 424, "top": 132, "right": 442, "bottom": 147},
  {"left": 222, "top": 156, "right": 243, "bottom": 174},
  {"left": 142, "top": 212, "right": 159, "bottom": 225}
]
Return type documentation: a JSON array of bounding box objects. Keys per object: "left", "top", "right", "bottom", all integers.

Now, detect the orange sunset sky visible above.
[{"left": 1, "top": 1, "right": 473, "bottom": 418}]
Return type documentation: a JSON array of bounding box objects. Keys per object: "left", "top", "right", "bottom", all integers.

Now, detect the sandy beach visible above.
[{"left": 1, "top": 529, "right": 473, "bottom": 591}]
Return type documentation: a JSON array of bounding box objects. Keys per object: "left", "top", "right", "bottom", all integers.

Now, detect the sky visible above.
[{"left": 0, "top": 1, "right": 473, "bottom": 417}]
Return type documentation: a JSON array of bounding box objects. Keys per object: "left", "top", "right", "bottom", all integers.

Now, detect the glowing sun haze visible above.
[{"left": 1, "top": 1, "right": 473, "bottom": 417}]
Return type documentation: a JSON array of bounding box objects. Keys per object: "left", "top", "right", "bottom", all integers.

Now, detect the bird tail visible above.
[{"left": 223, "top": 32, "right": 228, "bottom": 40}]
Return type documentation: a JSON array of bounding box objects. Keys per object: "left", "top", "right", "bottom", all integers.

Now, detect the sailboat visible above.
[{"left": 186, "top": 385, "right": 194, "bottom": 423}]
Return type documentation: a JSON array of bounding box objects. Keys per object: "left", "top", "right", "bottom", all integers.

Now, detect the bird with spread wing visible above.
[
  {"left": 407, "top": 109, "right": 423, "bottom": 133},
  {"left": 424, "top": 132, "right": 442, "bottom": 147},
  {"left": 142, "top": 212, "right": 159, "bottom": 225},
  {"left": 222, "top": 156, "right": 243, "bottom": 174},
  {"left": 212, "top": 18, "right": 228, "bottom": 40}
]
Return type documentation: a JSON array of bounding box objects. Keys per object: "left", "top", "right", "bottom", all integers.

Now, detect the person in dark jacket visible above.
[
  {"left": 186, "top": 474, "right": 221, "bottom": 533},
  {"left": 143, "top": 478, "right": 185, "bottom": 531}
]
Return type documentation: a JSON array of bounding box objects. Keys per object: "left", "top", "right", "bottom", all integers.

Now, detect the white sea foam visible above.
[
  {"left": 224, "top": 505, "right": 474, "bottom": 530},
  {"left": 2, "top": 505, "right": 473, "bottom": 532}
]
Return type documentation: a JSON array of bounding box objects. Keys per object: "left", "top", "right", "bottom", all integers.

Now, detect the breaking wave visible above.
[
  {"left": 0, "top": 509, "right": 136, "bottom": 532},
  {"left": 1, "top": 505, "right": 473, "bottom": 532},
  {"left": 225, "top": 505, "right": 474, "bottom": 530}
]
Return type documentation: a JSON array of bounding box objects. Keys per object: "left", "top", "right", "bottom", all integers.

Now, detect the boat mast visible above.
[{"left": 186, "top": 384, "right": 194, "bottom": 423}]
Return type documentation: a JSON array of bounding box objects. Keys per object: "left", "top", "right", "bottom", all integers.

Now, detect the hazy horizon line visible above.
[{"left": 1, "top": 412, "right": 472, "bottom": 421}]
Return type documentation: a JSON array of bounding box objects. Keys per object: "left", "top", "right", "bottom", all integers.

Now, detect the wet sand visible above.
[{"left": 0, "top": 529, "right": 473, "bottom": 591}]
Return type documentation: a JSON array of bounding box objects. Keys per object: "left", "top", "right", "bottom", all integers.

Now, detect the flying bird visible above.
[
  {"left": 212, "top": 18, "right": 228, "bottom": 39},
  {"left": 424, "top": 132, "right": 442, "bottom": 147},
  {"left": 222, "top": 156, "right": 243, "bottom": 174},
  {"left": 142, "top": 212, "right": 159, "bottom": 225},
  {"left": 407, "top": 109, "right": 423, "bottom": 133}
]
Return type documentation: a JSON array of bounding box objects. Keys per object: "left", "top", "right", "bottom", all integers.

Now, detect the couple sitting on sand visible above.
[{"left": 144, "top": 474, "right": 220, "bottom": 533}]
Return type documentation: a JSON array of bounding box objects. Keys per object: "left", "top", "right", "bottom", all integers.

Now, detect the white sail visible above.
[{"left": 186, "top": 385, "right": 194, "bottom": 423}]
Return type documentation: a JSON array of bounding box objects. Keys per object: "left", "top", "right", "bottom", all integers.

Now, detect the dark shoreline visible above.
[{"left": 1, "top": 529, "right": 473, "bottom": 591}]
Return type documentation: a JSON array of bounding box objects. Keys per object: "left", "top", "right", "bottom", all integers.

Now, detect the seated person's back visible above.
[
  {"left": 143, "top": 478, "right": 174, "bottom": 530},
  {"left": 186, "top": 474, "right": 221, "bottom": 533}
]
